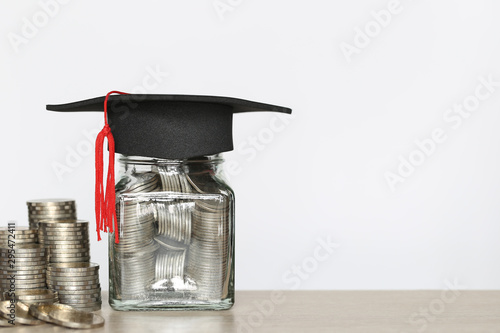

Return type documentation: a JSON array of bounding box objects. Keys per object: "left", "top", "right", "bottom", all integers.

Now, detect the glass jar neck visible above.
[
  {"left": 118, "top": 154, "right": 225, "bottom": 177},
  {"left": 118, "top": 154, "right": 223, "bottom": 166}
]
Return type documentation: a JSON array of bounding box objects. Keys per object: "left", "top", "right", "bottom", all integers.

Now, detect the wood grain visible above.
[{"left": 4, "top": 291, "right": 500, "bottom": 332}]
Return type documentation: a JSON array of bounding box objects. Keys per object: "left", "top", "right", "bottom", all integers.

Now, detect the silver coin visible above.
[
  {"left": 42, "top": 231, "right": 88, "bottom": 237},
  {"left": 28, "top": 205, "right": 76, "bottom": 211},
  {"left": 0, "top": 301, "right": 45, "bottom": 325},
  {"left": 48, "top": 279, "right": 99, "bottom": 286},
  {"left": 59, "top": 298, "right": 102, "bottom": 306},
  {"left": 1, "top": 268, "right": 45, "bottom": 275},
  {"left": 0, "top": 244, "right": 44, "bottom": 252},
  {"left": 8, "top": 288, "right": 57, "bottom": 298},
  {"left": 29, "top": 211, "right": 77, "bottom": 217},
  {"left": 47, "top": 307, "right": 104, "bottom": 329},
  {"left": 28, "top": 303, "right": 72, "bottom": 323},
  {"left": 58, "top": 294, "right": 101, "bottom": 301},
  {"left": 50, "top": 284, "right": 100, "bottom": 291},
  {"left": 28, "top": 208, "right": 76, "bottom": 216},
  {"left": 49, "top": 287, "right": 99, "bottom": 294},
  {"left": 126, "top": 172, "right": 161, "bottom": 193},
  {"left": 48, "top": 262, "right": 99, "bottom": 271},
  {"left": 27, "top": 198, "right": 75, "bottom": 205},
  {"left": 49, "top": 257, "right": 91, "bottom": 263},
  {"left": 1, "top": 282, "right": 47, "bottom": 288},
  {"left": 44, "top": 244, "right": 89, "bottom": 250},
  {"left": 39, "top": 221, "right": 89, "bottom": 228},
  {"left": 43, "top": 241, "right": 89, "bottom": 247},
  {"left": 48, "top": 248, "right": 91, "bottom": 255},
  {"left": 0, "top": 235, "right": 38, "bottom": 241},
  {"left": 0, "top": 226, "right": 36, "bottom": 233},
  {"left": 0, "top": 277, "right": 46, "bottom": 284},
  {"left": 56, "top": 288, "right": 101, "bottom": 295},
  {"left": 28, "top": 202, "right": 75, "bottom": 209},
  {"left": 5, "top": 261, "right": 47, "bottom": 268},
  {"left": 68, "top": 304, "right": 102, "bottom": 312},
  {"left": 39, "top": 233, "right": 88, "bottom": 240},
  {"left": 66, "top": 302, "right": 102, "bottom": 308},
  {"left": 48, "top": 252, "right": 90, "bottom": 258},
  {"left": 0, "top": 234, "right": 37, "bottom": 240},
  {"left": 38, "top": 224, "right": 88, "bottom": 230},
  {"left": 47, "top": 273, "right": 99, "bottom": 281},
  {"left": 4, "top": 254, "right": 47, "bottom": 260},
  {"left": 0, "top": 254, "right": 46, "bottom": 260},
  {"left": 48, "top": 249, "right": 90, "bottom": 256},
  {"left": 2, "top": 264, "right": 47, "bottom": 271},
  {"left": 57, "top": 293, "right": 99, "bottom": 301},
  {"left": 0, "top": 248, "right": 46, "bottom": 258},
  {"left": 0, "top": 273, "right": 45, "bottom": 280}
]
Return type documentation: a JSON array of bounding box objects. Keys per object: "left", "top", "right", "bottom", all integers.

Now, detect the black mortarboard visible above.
[{"left": 47, "top": 94, "right": 292, "bottom": 159}]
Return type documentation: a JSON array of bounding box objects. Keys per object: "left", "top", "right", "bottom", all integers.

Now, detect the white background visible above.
[{"left": 1, "top": 0, "right": 499, "bottom": 292}]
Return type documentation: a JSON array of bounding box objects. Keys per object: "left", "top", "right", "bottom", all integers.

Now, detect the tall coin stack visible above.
[
  {"left": 27, "top": 199, "right": 102, "bottom": 311},
  {"left": 27, "top": 199, "right": 77, "bottom": 229},
  {"left": 0, "top": 243, "right": 47, "bottom": 294},
  {"left": 187, "top": 199, "right": 230, "bottom": 299},
  {"left": 113, "top": 203, "right": 158, "bottom": 299}
]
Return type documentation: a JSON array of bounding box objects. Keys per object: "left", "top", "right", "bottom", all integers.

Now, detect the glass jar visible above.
[{"left": 109, "top": 155, "right": 235, "bottom": 311}]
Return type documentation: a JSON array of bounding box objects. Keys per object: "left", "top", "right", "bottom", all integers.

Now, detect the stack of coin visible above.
[
  {"left": 187, "top": 199, "right": 230, "bottom": 300},
  {"left": 4, "top": 289, "right": 59, "bottom": 305},
  {"left": 0, "top": 244, "right": 47, "bottom": 293},
  {"left": 46, "top": 263, "right": 101, "bottom": 312},
  {"left": 115, "top": 203, "right": 156, "bottom": 252},
  {"left": 113, "top": 203, "right": 158, "bottom": 299},
  {"left": 158, "top": 166, "right": 193, "bottom": 192},
  {"left": 124, "top": 172, "right": 162, "bottom": 193},
  {"left": 155, "top": 250, "right": 186, "bottom": 280},
  {"left": 27, "top": 199, "right": 77, "bottom": 229},
  {"left": 0, "top": 227, "right": 37, "bottom": 247},
  {"left": 155, "top": 202, "right": 193, "bottom": 245},
  {"left": 38, "top": 221, "right": 90, "bottom": 263}
]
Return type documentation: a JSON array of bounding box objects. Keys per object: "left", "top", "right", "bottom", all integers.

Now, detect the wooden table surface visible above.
[{"left": 4, "top": 291, "right": 500, "bottom": 332}]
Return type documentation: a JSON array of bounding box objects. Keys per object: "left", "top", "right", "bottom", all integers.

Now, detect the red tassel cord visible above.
[{"left": 95, "top": 91, "right": 128, "bottom": 243}]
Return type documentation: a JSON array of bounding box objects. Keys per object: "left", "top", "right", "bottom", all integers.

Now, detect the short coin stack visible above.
[
  {"left": 0, "top": 226, "right": 38, "bottom": 247},
  {"left": 158, "top": 166, "right": 193, "bottom": 193},
  {"left": 156, "top": 202, "right": 193, "bottom": 245},
  {"left": 27, "top": 199, "right": 77, "bottom": 230},
  {"left": 155, "top": 250, "right": 186, "bottom": 280},
  {"left": 38, "top": 220, "right": 90, "bottom": 263},
  {"left": 0, "top": 244, "right": 47, "bottom": 294},
  {"left": 47, "top": 263, "right": 101, "bottom": 312}
]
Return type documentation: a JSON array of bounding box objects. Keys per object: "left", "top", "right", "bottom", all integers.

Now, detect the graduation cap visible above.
[
  {"left": 47, "top": 93, "right": 292, "bottom": 159},
  {"left": 47, "top": 92, "right": 292, "bottom": 242}
]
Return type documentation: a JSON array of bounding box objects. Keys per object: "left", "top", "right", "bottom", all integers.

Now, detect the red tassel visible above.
[{"left": 95, "top": 91, "right": 128, "bottom": 243}]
